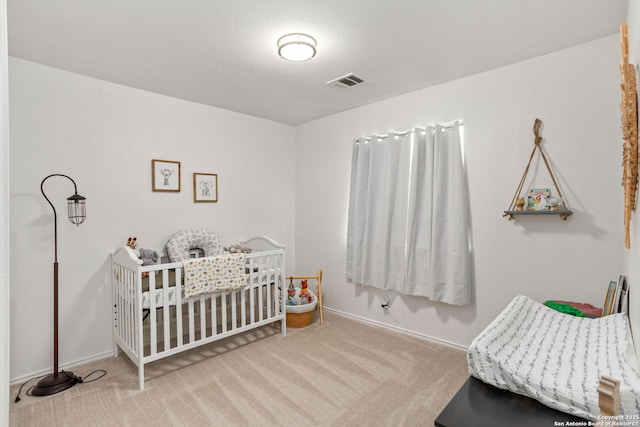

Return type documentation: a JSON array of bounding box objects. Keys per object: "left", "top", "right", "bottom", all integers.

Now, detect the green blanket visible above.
[{"left": 543, "top": 300, "right": 586, "bottom": 317}]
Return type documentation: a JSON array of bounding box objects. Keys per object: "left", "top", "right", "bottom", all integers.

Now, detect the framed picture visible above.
[
  {"left": 193, "top": 173, "right": 218, "bottom": 202},
  {"left": 613, "top": 275, "right": 628, "bottom": 314},
  {"left": 617, "top": 275, "right": 630, "bottom": 314},
  {"left": 602, "top": 281, "right": 617, "bottom": 316},
  {"left": 152, "top": 159, "right": 181, "bottom": 192}
]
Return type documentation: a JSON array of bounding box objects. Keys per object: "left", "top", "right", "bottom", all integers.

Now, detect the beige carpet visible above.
[{"left": 10, "top": 312, "right": 469, "bottom": 426}]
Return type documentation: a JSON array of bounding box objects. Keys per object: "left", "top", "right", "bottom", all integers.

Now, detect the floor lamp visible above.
[{"left": 32, "top": 174, "right": 86, "bottom": 396}]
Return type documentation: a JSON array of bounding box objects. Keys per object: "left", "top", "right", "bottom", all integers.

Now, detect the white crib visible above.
[{"left": 111, "top": 235, "right": 286, "bottom": 390}]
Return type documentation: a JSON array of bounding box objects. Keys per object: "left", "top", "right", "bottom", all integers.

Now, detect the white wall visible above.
[
  {"left": 294, "top": 35, "right": 623, "bottom": 347},
  {"left": 8, "top": 58, "right": 295, "bottom": 381}
]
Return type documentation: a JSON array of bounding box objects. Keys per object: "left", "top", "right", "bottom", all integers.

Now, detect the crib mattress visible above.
[
  {"left": 141, "top": 269, "right": 279, "bottom": 309},
  {"left": 467, "top": 295, "right": 640, "bottom": 421}
]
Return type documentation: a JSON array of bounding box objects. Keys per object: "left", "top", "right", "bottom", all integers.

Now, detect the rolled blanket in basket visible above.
[{"left": 183, "top": 253, "right": 246, "bottom": 298}]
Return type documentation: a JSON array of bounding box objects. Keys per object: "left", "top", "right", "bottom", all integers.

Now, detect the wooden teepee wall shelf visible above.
[{"left": 503, "top": 119, "right": 572, "bottom": 220}]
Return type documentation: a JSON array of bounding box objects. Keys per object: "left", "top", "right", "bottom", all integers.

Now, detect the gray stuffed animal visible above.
[{"left": 138, "top": 248, "right": 160, "bottom": 265}]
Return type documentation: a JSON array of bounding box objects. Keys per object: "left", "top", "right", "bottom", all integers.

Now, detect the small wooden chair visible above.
[{"left": 286, "top": 268, "right": 323, "bottom": 325}]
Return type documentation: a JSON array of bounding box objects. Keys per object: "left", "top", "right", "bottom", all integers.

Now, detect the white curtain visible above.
[
  {"left": 346, "top": 133, "right": 411, "bottom": 290},
  {"left": 346, "top": 121, "right": 471, "bottom": 305}
]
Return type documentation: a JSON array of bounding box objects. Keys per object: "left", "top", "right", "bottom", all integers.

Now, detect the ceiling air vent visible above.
[{"left": 326, "top": 73, "right": 365, "bottom": 89}]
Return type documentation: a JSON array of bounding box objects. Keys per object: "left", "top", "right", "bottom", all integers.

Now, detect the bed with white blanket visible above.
[
  {"left": 467, "top": 295, "right": 640, "bottom": 420},
  {"left": 111, "top": 232, "right": 286, "bottom": 390}
]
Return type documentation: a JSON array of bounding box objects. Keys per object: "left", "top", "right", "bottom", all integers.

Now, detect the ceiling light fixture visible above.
[{"left": 277, "top": 33, "right": 316, "bottom": 62}]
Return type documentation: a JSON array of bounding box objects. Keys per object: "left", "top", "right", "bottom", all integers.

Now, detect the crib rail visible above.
[{"left": 111, "top": 246, "right": 286, "bottom": 390}]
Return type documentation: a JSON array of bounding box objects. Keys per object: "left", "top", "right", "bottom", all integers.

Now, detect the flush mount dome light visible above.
[{"left": 277, "top": 33, "right": 316, "bottom": 62}]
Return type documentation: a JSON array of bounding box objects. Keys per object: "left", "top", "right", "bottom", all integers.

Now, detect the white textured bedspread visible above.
[{"left": 467, "top": 295, "right": 640, "bottom": 420}]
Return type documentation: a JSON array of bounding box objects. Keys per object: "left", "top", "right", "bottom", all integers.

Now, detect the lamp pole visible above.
[{"left": 32, "top": 174, "right": 86, "bottom": 396}]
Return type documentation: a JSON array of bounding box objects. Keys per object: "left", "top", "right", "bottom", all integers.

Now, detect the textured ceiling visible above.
[{"left": 7, "top": 0, "right": 628, "bottom": 125}]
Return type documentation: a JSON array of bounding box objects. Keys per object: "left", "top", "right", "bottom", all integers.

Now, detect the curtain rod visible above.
[{"left": 358, "top": 120, "right": 463, "bottom": 142}]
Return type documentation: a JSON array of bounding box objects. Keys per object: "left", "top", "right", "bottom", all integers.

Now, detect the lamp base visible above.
[{"left": 31, "top": 371, "right": 79, "bottom": 396}]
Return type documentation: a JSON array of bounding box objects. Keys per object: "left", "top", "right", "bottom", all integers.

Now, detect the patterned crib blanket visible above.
[
  {"left": 467, "top": 295, "right": 640, "bottom": 420},
  {"left": 183, "top": 253, "right": 247, "bottom": 298}
]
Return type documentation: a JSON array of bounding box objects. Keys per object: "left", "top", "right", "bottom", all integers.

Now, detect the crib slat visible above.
[
  {"left": 162, "top": 269, "right": 171, "bottom": 352},
  {"left": 250, "top": 286, "right": 255, "bottom": 325},
  {"left": 249, "top": 257, "right": 256, "bottom": 325},
  {"left": 200, "top": 296, "right": 206, "bottom": 339},
  {"left": 175, "top": 267, "right": 183, "bottom": 347},
  {"left": 188, "top": 299, "right": 195, "bottom": 343},
  {"left": 149, "top": 273, "right": 158, "bottom": 355},
  {"left": 116, "top": 266, "right": 124, "bottom": 348},
  {"left": 231, "top": 292, "right": 237, "bottom": 330},
  {"left": 112, "top": 266, "right": 118, "bottom": 348},
  {"left": 121, "top": 268, "right": 128, "bottom": 349},
  {"left": 115, "top": 266, "right": 123, "bottom": 349},
  {"left": 221, "top": 293, "right": 227, "bottom": 333},
  {"left": 121, "top": 267, "right": 128, "bottom": 349},
  {"left": 211, "top": 294, "right": 218, "bottom": 335},
  {"left": 258, "top": 273, "right": 264, "bottom": 321},
  {"left": 266, "top": 256, "right": 272, "bottom": 318},
  {"left": 276, "top": 263, "right": 282, "bottom": 315},
  {"left": 127, "top": 268, "right": 135, "bottom": 352},
  {"left": 278, "top": 257, "right": 284, "bottom": 315},
  {"left": 241, "top": 289, "right": 246, "bottom": 327},
  {"left": 277, "top": 257, "right": 282, "bottom": 314},
  {"left": 130, "top": 269, "right": 137, "bottom": 353}
]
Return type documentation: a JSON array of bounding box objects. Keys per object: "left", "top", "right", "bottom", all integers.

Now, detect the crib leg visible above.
[{"left": 139, "top": 365, "right": 145, "bottom": 391}]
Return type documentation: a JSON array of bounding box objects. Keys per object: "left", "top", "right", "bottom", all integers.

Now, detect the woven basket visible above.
[
  {"left": 286, "top": 310, "right": 314, "bottom": 328},
  {"left": 285, "top": 288, "right": 317, "bottom": 328}
]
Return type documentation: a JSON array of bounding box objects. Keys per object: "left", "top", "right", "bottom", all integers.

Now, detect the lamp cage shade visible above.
[{"left": 67, "top": 193, "right": 86, "bottom": 225}]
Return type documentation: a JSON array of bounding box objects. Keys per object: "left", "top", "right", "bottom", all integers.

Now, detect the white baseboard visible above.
[
  {"left": 323, "top": 306, "right": 469, "bottom": 352},
  {"left": 10, "top": 350, "right": 114, "bottom": 386}
]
